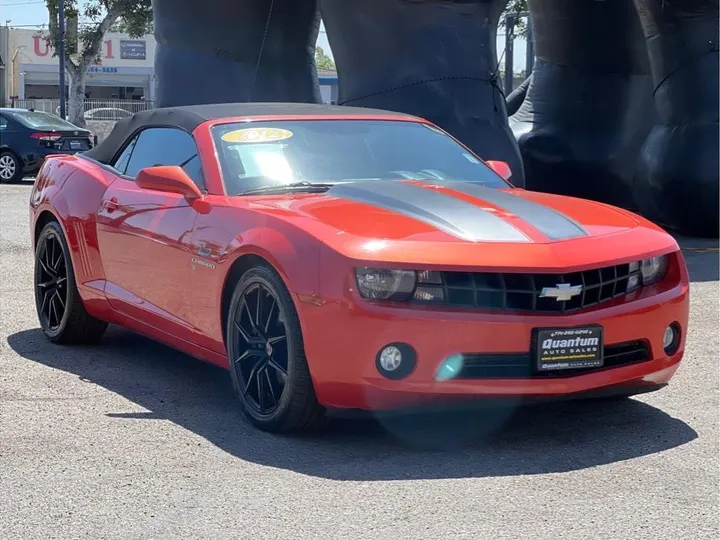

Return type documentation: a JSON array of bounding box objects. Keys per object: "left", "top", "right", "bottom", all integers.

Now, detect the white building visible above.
[
  {"left": 0, "top": 26, "right": 9, "bottom": 105},
  {"left": 1, "top": 26, "right": 338, "bottom": 108},
  {"left": 4, "top": 27, "right": 155, "bottom": 103}
]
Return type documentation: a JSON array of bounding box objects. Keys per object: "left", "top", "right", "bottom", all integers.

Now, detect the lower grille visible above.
[{"left": 456, "top": 340, "right": 650, "bottom": 379}]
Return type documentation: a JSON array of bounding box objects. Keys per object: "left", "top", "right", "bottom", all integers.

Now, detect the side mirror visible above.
[
  {"left": 135, "top": 165, "right": 203, "bottom": 201},
  {"left": 485, "top": 160, "right": 512, "bottom": 181}
]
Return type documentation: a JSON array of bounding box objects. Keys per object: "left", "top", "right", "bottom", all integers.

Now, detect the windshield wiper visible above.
[{"left": 240, "top": 181, "right": 334, "bottom": 196}]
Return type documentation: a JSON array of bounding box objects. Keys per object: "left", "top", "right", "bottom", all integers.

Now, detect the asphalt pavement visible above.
[{"left": 1, "top": 179, "right": 718, "bottom": 540}]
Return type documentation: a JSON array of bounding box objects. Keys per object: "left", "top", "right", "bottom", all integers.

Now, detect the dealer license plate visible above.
[
  {"left": 535, "top": 326, "right": 604, "bottom": 371},
  {"left": 70, "top": 140, "right": 83, "bottom": 150}
]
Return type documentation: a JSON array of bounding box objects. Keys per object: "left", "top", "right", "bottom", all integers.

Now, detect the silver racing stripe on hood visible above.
[
  {"left": 327, "top": 181, "right": 531, "bottom": 243},
  {"left": 416, "top": 180, "right": 588, "bottom": 240}
]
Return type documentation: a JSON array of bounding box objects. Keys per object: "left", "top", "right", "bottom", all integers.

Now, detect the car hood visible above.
[{"left": 247, "top": 180, "right": 677, "bottom": 269}]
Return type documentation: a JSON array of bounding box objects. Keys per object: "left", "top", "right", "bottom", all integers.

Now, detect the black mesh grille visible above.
[
  {"left": 413, "top": 263, "right": 640, "bottom": 313},
  {"left": 457, "top": 340, "right": 650, "bottom": 379}
]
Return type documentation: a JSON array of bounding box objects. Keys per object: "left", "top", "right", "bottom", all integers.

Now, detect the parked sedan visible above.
[
  {"left": 83, "top": 107, "right": 133, "bottom": 121},
  {"left": 0, "top": 108, "right": 93, "bottom": 183}
]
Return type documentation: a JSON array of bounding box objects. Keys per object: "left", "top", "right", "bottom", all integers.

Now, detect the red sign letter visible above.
[
  {"left": 104, "top": 40, "right": 114, "bottom": 59},
  {"left": 32, "top": 34, "right": 50, "bottom": 57}
]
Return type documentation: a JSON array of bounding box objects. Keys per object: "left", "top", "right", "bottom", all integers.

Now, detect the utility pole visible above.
[
  {"left": 58, "top": 0, "right": 66, "bottom": 119},
  {"left": 525, "top": 16, "right": 535, "bottom": 78},
  {"left": 504, "top": 14, "right": 515, "bottom": 95}
]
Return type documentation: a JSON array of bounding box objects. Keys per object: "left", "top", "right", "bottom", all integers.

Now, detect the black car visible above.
[{"left": 0, "top": 108, "right": 93, "bottom": 183}]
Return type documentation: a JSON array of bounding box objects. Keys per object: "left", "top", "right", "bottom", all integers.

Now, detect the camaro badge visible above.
[
  {"left": 539, "top": 283, "right": 582, "bottom": 302},
  {"left": 191, "top": 257, "right": 216, "bottom": 270}
]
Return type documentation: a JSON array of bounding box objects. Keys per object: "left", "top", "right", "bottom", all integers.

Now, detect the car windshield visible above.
[
  {"left": 13, "top": 111, "right": 79, "bottom": 130},
  {"left": 211, "top": 119, "right": 510, "bottom": 195}
]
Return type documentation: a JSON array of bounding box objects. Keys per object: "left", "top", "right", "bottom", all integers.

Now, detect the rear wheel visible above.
[
  {"left": 226, "top": 265, "right": 324, "bottom": 433},
  {"left": 34, "top": 221, "right": 108, "bottom": 344},
  {"left": 0, "top": 151, "right": 22, "bottom": 184}
]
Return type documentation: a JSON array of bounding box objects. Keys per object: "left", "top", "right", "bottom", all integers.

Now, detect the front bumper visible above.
[{"left": 298, "top": 279, "right": 689, "bottom": 410}]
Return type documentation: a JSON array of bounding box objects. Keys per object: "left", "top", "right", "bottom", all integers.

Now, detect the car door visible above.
[{"left": 95, "top": 127, "right": 206, "bottom": 343}]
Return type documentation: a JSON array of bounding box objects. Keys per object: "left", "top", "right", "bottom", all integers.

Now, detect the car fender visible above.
[
  {"left": 30, "top": 158, "right": 78, "bottom": 250},
  {"left": 222, "top": 220, "right": 321, "bottom": 287},
  {"left": 216, "top": 214, "right": 323, "bottom": 332},
  {"left": 30, "top": 156, "right": 115, "bottom": 305}
]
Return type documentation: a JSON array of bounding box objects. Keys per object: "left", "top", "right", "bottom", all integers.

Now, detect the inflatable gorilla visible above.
[{"left": 151, "top": 0, "right": 719, "bottom": 237}]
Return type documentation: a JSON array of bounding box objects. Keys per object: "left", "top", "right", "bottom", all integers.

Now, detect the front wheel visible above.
[
  {"left": 34, "top": 221, "right": 108, "bottom": 344},
  {"left": 226, "top": 265, "right": 324, "bottom": 433}
]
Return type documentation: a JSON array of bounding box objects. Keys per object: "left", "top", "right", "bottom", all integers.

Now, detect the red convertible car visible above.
[{"left": 29, "top": 103, "right": 689, "bottom": 433}]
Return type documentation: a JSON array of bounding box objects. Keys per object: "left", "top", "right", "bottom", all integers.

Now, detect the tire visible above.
[
  {"left": 0, "top": 150, "right": 22, "bottom": 184},
  {"left": 226, "top": 264, "right": 325, "bottom": 433},
  {"left": 34, "top": 221, "right": 108, "bottom": 344}
]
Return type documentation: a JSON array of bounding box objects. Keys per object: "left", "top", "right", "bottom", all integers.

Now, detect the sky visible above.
[{"left": 1, "top": 0, "right": 528, "bottom": 72}]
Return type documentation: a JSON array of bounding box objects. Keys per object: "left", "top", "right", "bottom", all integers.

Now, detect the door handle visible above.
[{"left": 101, "top": 197, "right": 119, "bottom": 212}]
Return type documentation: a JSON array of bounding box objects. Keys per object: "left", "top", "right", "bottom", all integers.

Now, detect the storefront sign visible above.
[
  {"left": 88, "top": 66, "right": 119, "bottom": 74},
  {"left": 18, "top": 30, "right": 153, "bottom": 67},
  {"left": 32, "top": 34, "right": 51, "bottom": 57},
  {"left": 120, "top": 40, "right": 147, "bottom": 60}
]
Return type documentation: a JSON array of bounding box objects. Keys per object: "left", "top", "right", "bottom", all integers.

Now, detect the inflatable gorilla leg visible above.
[
  {"left": 511, "top": 0, "right": 655, "bottom": 208},
  {"left": 320, "top": 0, "right": 525, "bottom": 186},
  {"left": 633, "top": 0, "right": 719, "bottom": 237},
  {"left": 152, "top": 0, "right": 322, "bottom": 107}
]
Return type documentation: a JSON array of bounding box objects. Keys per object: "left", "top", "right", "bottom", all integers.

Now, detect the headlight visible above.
[
  {"left": 627, "top": 262, "right": 641, "bottom": 292},
  {"left": 355, "top": 267, "right": 416, "bottom": 300},
  {"left": 627, "top": 255, "right": 669, "bottom": 291},
  {"left": 640, "top": 255, "right": 669, "bottom": 285}
]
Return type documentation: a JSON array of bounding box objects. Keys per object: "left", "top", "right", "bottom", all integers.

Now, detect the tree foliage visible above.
[
  {"left": 505, "top": 0, "right": 528, "bottom": 12},
  {"left": 502, "top": 0, "right": 529, "bottom": 37},
  {"left": 44, "top": 1, "right": 153, "bottom": 125},
  {"left": 46, "top": 1, "right": 152, "bottom": 62},
  {"left": 315, "top": 46, "right": 336, "bottom": 71}
]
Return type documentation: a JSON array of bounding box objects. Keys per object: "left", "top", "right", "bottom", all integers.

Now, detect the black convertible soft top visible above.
[{"left": 83, "top": 102, "right": 416, "bottom": 165}]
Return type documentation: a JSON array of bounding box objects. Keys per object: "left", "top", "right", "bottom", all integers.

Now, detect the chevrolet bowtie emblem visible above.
[{"left": 539, "top": 283, "right": 583, "bottom": 302}]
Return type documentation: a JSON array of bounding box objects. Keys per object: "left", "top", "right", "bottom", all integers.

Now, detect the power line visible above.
[
  {"left": 5, "top": 21, "right": 121, "bottom": 28},
  {"left": 3, "top": 1, "right": 46, "bottom": 6}
]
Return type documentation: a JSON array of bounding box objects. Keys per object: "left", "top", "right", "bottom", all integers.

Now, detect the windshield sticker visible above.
[
  {"left": 463, "top": 153, "right": 480, "bottom": 164},
  {"left": 221, "top": 127, "right": 293, "bottom": 144}
]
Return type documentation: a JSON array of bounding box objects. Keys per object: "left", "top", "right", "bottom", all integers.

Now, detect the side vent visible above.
[{"left": 72, "top": 220, "right": 93, "bottom": 278}]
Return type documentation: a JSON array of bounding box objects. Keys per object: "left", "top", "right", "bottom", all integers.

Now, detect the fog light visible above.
[
  {"left": 662, "top": 327, "right": 674, "bottom": 349},
  {"left": 376, "top": 343, "right": 417, "bottom": 380},
  {"left": 379, "top": 346, "right": 402, "bottom": 371},
  {"left": 663, "top": 323, "right": 680, "bottom": 355}
]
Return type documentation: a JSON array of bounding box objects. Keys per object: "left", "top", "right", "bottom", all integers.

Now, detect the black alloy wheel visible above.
[
  {"left": 36, "top": 231, "right": 69, "bottom": 333},
  {"left": 34, "top": 221, "right": 108, "bottom": 344},
  {"left": 233, "top": 281, "right": 289, "bottom": 416},
  {"left": 227, "top": 265, "right": 324, "bottom": 433}
]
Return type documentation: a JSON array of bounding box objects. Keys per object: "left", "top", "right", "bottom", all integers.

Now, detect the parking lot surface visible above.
[{"left": 1, "top": 179, "right": 718, "bottom": 540}]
